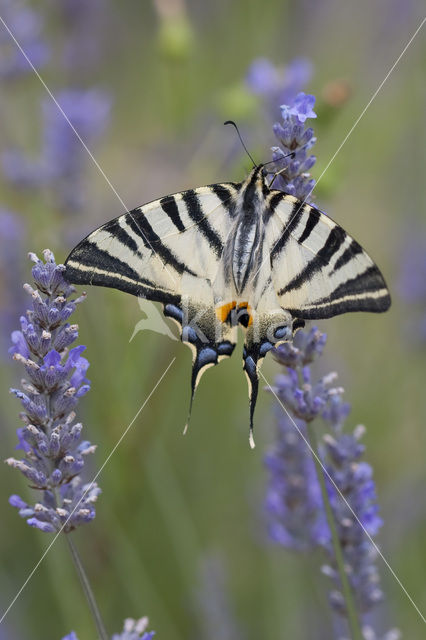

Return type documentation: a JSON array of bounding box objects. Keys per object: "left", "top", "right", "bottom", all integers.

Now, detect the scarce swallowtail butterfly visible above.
[{"left": 64, "top": 164, "right": 391, "bottom": 446}]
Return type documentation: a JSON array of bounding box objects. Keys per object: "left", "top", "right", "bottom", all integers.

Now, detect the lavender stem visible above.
[
  {"left": 306, "top": 423, "right": 363, "bottom": 640},
  {"left": 66, "top": 535, "right": 108, "bottom": 640}
]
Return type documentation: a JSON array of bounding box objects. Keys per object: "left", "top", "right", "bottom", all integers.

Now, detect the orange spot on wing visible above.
[
  {"left": 216, "top": 301, "right": 236, "bottom": 322},
  {"left": 216, "top": 301, "right": 254, "bottom": 326}
]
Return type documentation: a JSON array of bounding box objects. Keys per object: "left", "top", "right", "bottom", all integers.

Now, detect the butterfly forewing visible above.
[
  {"left": 65, "top": 183, "right": 239, "bottom": 299},
  {"left": 266, "top": 192, "right": 391, "bottom": 319}
]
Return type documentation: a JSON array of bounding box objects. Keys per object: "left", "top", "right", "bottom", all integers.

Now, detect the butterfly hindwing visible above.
[
  {"left": 266, "top": 192, "right": 391, "bottom": 319},
  {"left": 164, "top": 272, "right": 237, "bottom": 428},
  {"left": 241, "top": 307, "right": 293, "bottom": 447}
]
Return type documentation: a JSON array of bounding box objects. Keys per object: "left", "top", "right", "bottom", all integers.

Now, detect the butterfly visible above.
[{"left": 64, "top": 164, "right": 391, "bottom": 446}]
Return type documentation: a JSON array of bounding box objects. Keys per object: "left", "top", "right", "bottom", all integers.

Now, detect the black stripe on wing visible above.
[
  {"left": 64, "top": 239, "right": 180, "bottom": 304},
  {"left": 181, "top": 191, "right": 223, "bottom": 258},
  {"left": 209, "top": 183, "right": 240, "bottom": 218},
  {"left": 102, "top": 219, "right": 141, "bottom": 255},
  {"left": 270, "top": 201, "right": 305, "bottom": 264},
  {"left": 331, "top": 238, "right": 364, "bottom": 272},
  {"left": 264, "top": 191, "right": 286, "bottom": 223},
  {"left": 287, "top": 265, "right": 391, "bottom": 319},
  {"left": 159, "top": 195, "right": 186, "bottom": 232},
  {"left": 278, "top": 226, "right": 347, "bottom": 296},
  {"left": 298, "top": 207, "right": 320, "bottom": 244},
  {"left": 125, "top": 209, "right": 197, "bottom": 276}
]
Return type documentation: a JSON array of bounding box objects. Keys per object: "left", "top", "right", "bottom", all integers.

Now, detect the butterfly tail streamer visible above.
[
  {"left": 243, "top": 350, "right": 259, "bottom": 449},
  {"left": 183, "top": 348, "right": 216, "bottom": 435},
  {"left": 242, "top": 331, "right": 275, "bottom": 449}
]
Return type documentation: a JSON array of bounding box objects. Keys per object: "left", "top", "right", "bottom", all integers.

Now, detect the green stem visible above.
[
  {"left": 66, "top": 535, "right": 108, "bottom": 640},
  {"left": 306, "top": 423, "right": 364, "bottom": 640}
]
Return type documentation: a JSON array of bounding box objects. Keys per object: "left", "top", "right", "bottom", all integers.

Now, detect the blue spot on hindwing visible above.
[
  {"left": 198, "top": 347, "right": 218, "bottom": 366},
  {"left": 259, "top": 341, "right": 273, "bottom": 357},
  {"left": 217, "top": 341, "right": 235, "bottom": 356},
  {"left": 182, "top": 325, "right": 198, "bottom": 343},
  {"left": 274, "top": 326, "right": 292, "bottom": 340},
  {"left": 165, "top": 304, "right": 183, "bottom": 322},
  {"left": 244, "top": 355, "right": 256, "bottom": 376}
]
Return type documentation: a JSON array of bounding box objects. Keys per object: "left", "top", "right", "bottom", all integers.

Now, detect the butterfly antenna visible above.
[
  {"left": 266, "top": 151, "right": 296, "bottom": 188},
  {"left": 224, "top": 120, "right": 256, "bottom": 167}
]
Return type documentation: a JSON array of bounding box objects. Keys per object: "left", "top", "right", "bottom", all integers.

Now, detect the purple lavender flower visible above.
[
  {"left": 246, "top": 57, "right": 312, "bottom": 116},
  {"left": 111, "top": 617, "right": 155, "bottom": 640},
  {"left": 0, "top": 0, "right": 48, "bottom": 79},
  {"left": 62, "top": 617, "right": 155, "bottom": 640},
  {"left": 265, "top": 413, "right": 328, "bottom": 550},
  {"left": 0, "top": 210, "right": 26, "bottom": 356},
  {"left": 270, "top": 92, "right": 317, "bottom": 201},
  {"left": 2, "top": 89, "right": 111, "bottom": 211},
  {"left": 265, "top": 327, "right": 398, "bottom": 637},
  {"left": 6, "top": 249, "right": 100, "bottom": 533}
]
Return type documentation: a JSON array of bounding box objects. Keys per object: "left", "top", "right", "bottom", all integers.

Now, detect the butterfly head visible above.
[{"left": 242, "top": 164, "right": 271, "bottom": 195}]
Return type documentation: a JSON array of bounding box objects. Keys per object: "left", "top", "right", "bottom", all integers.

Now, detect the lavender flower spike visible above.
[
  {"left": 265, "top": 327, "right": 399, "bottom": 638},
  {"left": 270, "top": 91, "right": 317, "bottom": 202},
  {"left": 6, "top": 250, "right": 100, "bottom": 533}
]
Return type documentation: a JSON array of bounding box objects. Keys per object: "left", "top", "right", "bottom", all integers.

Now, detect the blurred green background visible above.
[{"left": 0, "top": 1, "right": 426, "bottom": 638}]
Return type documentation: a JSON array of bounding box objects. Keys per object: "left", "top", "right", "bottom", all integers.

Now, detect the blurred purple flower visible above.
[
  {"left": 265, "top": 413, "right": 328, "bottom": 550},
  {"left": 246, "top": 57, "right": 312, "bottom": 115},
  {"left": 6, "top": 249, "right": 101, "bottom": 533},
  {"left": 2, "top": 89, "right": 111, "bottom": 211},
  {"left": 62, "top": 617, "right": 155, "bottom": 640},
  {"left": 397, "top": 229, "right": 426, "bottom": 343},
  {"left": 0, "top": 0, "right": 48, "bottom": 79},
  {"left": 0, "top": 210, "right": 26, "bottom": 357},
  {"left": 397, "top": 231, "right": 426, "bottom": 303},
  {"left": 58, "top": 0, "right": 107, "bottom": 70},
  {"left": 270, "top": 92, "right": 317, "bottom": 201},
  {"left": 196, "top": 553, "right": 245, "bottom": 640},
  {"left": 265, "top": 327, "right": 397, "bottom": 636}
]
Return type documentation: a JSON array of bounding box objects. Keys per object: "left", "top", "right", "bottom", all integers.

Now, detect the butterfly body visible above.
[{"left": 65, "top": 165, "right": 390, "bottom": 444}]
